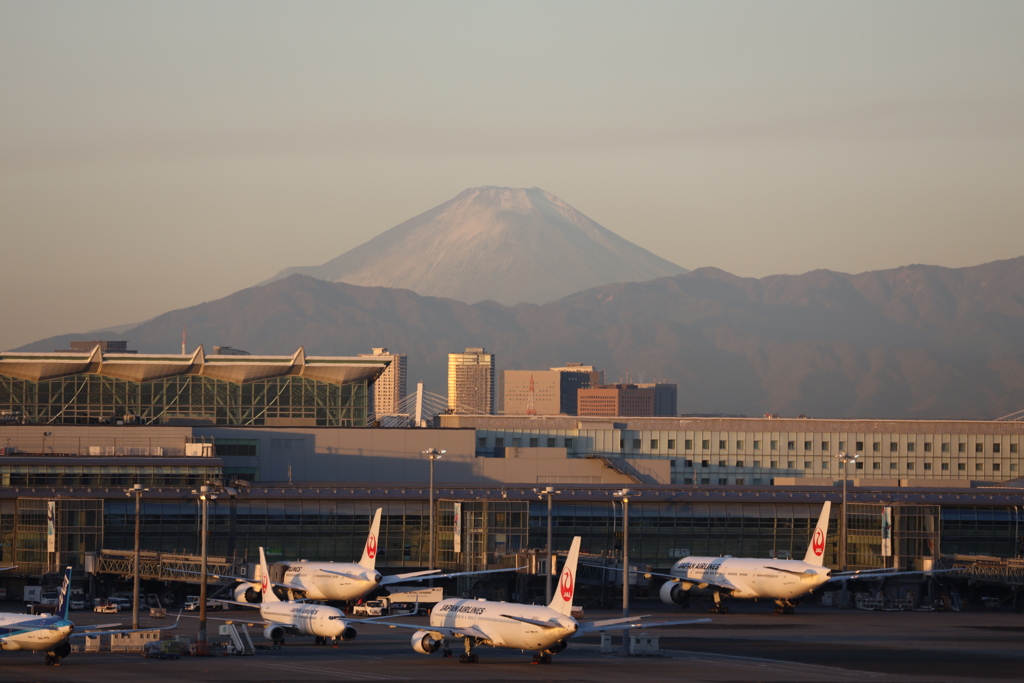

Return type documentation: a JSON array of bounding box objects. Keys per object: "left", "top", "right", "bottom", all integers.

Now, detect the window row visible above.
[{"left": 680, "top": 459, "right": 1017, "bottom": 472}]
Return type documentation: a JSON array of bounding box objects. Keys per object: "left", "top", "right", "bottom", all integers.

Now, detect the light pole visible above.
[
  {"left": 423, "top": 449, "right": 445, "bottom": 568},
  {"left": 614, "top": 488, "right": 638, "bottom": 653},
  {"left": 834, "top": 452, "right": 860, "bottom": 571},
  {"left": 41, "top": 431, "right": 52, "bottom": 454},
  {"left": 192, "top": 485, "right": 217, "bottom": 654},
  {"left": 125, "top": 483, "right": 148, "bottom": 630},
  {"left": 534, "top": 486, "right": 561, "bottom": 603}
]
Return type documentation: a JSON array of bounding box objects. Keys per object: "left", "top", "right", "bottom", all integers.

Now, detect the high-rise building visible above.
[
  {"left": 577, "top": 384, "right": 655, "bottom": 417},
  {"left": 503, "top": 363, "right": 605, "bottom": 415},
  {"left": 551, "top": 363, "right": 604, "bottom": 415},
  {"left": 359, "top": 347, "right": 407, "bottom": 417},
  {"left": 637, "top": 382, "right": 678, "bottom": 417},
  {"left": 503, "top": 370, "right": 560, "bottom": 415},
  {"left": 448, "top": 347, "right": 495, "bottom": 415}
]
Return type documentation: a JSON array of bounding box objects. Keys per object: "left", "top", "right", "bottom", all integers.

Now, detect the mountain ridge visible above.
[{"left": 16, "top": 256, "right": 1024, "bottom": 420}]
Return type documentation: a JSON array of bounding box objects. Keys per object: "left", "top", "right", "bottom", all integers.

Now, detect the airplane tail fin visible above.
[
  {"left": 548, "top": 536, "right": 582, "bottom": 616},
  {"left": 56, "top": 566, "right": 72, "bottom": 620},
  {"left": 259, "top": 547, "right": 280, "bottom": 603},
  {"left": 803, "top": 501, "right": 832, "bottom": 566},
  {"left": 358, "top": 508, "right": 383, "bottom": 570}
]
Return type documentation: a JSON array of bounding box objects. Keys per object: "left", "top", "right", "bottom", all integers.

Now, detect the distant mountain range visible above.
[
  {"left": 262, "top": 186, "right": 687, "bottom": 305},
  {"left": 20, "top": 257, "right": 1024, "bottom": 420}
]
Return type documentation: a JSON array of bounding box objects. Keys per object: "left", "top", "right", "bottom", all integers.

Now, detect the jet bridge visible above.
[{"left": 91, "top": 549, "right": 248, "bottom": 583}]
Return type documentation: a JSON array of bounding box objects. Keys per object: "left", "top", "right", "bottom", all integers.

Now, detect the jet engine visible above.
[
  {"left": 53, "top": 641, "right": 72, "bottom": 659},
  {"left": 660, "top": 580, "right": 691, "bottom": 606},
  {"left": 542, "top": 639, "right": 569, "bottom": 655},
  {"left": 263, "top": 624, "right": 286, "bottom": 643},
  {"left": 339, "top": 626, "right": 357, "bottom": 641},
  {"left": 411, "top": 630, "right": 443, "bottom": 654},
  {"left": 234, "top": 583, "right": 262, "bottom": 604}
]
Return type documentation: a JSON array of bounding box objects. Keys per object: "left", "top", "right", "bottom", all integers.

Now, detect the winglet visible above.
[
  {"left": 548, "top": 536, "right": 581, "bottom": 616},
  {"left": 358, "top": 508, "right": 383, "bottom": 570},
  {"left": 56, "top": 566, "right": 73, "bottom": 620},
  {"left": 259, "top": 547, "right": 280, "bottom": 603},
  {"left": 803, "top": 501, "right": 832, "bottom": 566}
]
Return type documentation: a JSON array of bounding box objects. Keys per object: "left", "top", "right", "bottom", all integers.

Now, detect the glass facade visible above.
[
  {"left": 14, "top": 498, "right": 104, "bottom": 575},
  {"left": 0, "top": 374, "right": 368, "bottom": 426},
  {"left": 0, "top": 462, "right": 218, "bottom": 488},
  {"left": 3, "top": 495, "right": 1020, "bottom": 577}
]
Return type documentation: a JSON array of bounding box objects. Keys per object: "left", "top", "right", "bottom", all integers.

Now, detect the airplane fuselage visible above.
[
  {"left": 261, "top": 601, "right": 350, "bottom": 638},
  {"left": 428, "top": 598, "right": 577, "bottom": 651},
  {"left": 669, "top": 556, "right": 831, "bottom": 601},
  {"left": 281, "top": 563, "right": 380, "bottom": 602},
  {"left": 0, "top": 613, "right": 73, "bottom": 652}
]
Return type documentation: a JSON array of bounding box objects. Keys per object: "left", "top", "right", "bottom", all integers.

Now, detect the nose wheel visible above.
[{"left": 532, "top": 653, "right": 552, "bottom": 664}]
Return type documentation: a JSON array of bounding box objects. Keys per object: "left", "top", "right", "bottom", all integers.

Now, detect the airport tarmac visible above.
[{"left": 2, "top": 602, "right": 1023, "bottom": 682}]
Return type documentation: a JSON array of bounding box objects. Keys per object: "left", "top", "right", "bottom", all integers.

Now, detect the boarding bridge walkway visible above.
[
  {"left": 92, "top": 549, "right": 247, "bottom": 584},
  {"left": 937, "top": 554, "right": 1024, "bottom": 587}
]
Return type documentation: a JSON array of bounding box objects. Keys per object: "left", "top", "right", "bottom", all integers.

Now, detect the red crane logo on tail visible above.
[
  {"left": 812, "top": 528, "right": 825, "bottom": 556},
  {"left": 261, "top": 572, "right": 270, "bottom": 596},
  {"left": 367, "top": 534, "right": 377, "bottom": 559},
  {"left": 560, "top": 568, "right": 575, "bottom": 602}
]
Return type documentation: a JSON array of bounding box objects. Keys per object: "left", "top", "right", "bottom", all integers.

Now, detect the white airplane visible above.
[
  {"left": 354, "top": 536, "right": 709, "bottom": 664},
  {"left": 0, "top": 567, "right": 180, "bottom": 666},
  {"left": 656, "top": 501, "right": 951, "bottom": 614},
  {"left": 229, "top": 508, "right": 512, "bottom": 604},
  {"left": 210, "top": 547, "right": 357, "bottom": 646}
]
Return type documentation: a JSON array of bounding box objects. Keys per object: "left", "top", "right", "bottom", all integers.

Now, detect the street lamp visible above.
[
  {"left": 191, "top": 485, "right": 217, "bottom": 654},
  {"left": 834, "top": 452, "right": 861, "bottom": 571},
  {"left": 533, "top": 486, "right": 561, "bottom": 603},
  {"left": 125, "top": 483, "right": 148, "bottom": 630},
  {"left": 422, "top": 449, "right": 445, "bottom": 568},
  {"left": 613, "top": 488, "right": 639, "bottom": 653}
]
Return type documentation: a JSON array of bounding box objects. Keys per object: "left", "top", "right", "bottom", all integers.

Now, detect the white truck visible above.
[{"left": 351, "top": 587, "right": 443, "bottom": 617}]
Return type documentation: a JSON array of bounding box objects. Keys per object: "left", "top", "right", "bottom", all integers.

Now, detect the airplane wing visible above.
[
  {"left": 346, "top": 617, "right": 490, "bottom": 640},
  {"left": 180, "top": 613, "right": 271, "bottom": 627},
  {"left": 576, "top": 617, "right": 711, "bottom": 635},
  {"left": 72, "top": 611, "right": 183, "bottom": 637},
  {"left": 380, "top": 566, "right": 523, "bottom": 586},
  {"left": 764, "top": 566, "right": 820, "bottom": 578},
  {"left": 499, "top": 614, "right": 562, "bottom": 629},
  {"left": 0, "top": 565, "right": 15, "bottom": 571},
  {"left": 829, "top": 568, "right": 962, "bottom": 581},
  {"left": 605, "top": 566, "right": 738, "bottom": 592},
  {"left": 321, "top": 568, "right": 368, "bottom": 581},
  {"left": 173, "top": 567, "right": 309, "bottom": 592}
]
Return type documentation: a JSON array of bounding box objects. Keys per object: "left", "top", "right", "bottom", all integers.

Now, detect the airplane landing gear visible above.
[
  {"left": 710, "top": 591, "right": 729, "bottom": 613},
  {"left": 532, "top": 653, "right": 552, "bottom": 664},
  {"left": 773, "top": 601, "right": 796, "bottom": 615},
  {"left": 459, "top": 637, "right": 478, "bottom": 663},
  {"left": 44, "top": 653, "right": 61, "bottom": 666}
]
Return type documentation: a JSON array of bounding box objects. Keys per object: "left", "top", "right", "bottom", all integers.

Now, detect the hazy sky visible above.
[{"left": 2, "top": 1, "right": 1023, "bottom": 351}]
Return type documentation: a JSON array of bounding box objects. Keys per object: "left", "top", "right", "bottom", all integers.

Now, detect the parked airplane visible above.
[
  {"left": 227, "top": 508, "right": 512, "bottom": 604},
  {"left": 655, "top": 501, "right": 949, "bottom": 614},
  {"left": 210, "top": 547, "right": 357, "bottom": 646},
  {"left": 353, "top": 536, "right": 709, "bottom": 664},
  {"left": 0, "top": 567, "right": 180, "bottom": 665}
]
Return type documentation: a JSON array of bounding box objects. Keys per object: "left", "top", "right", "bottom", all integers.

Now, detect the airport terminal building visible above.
[{"left": 2, "top": 345, "right": 1024, "bottom": 592}]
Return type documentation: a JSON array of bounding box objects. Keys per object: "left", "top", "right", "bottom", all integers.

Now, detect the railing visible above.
[{"left": 93, "top": 549, "right": 247, "bottom": 583}]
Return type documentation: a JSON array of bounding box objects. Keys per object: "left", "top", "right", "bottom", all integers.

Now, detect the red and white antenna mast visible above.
[
  {"left": 526, "top": 374, "right": 537, "bottom": 415},
  {"left": 182, "top": 326, "right": 186, "bottom": 355}
]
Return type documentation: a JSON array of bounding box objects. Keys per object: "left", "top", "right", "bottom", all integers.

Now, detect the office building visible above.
[
  {"left": 448, "top": 347, "right": 495, "bottom": 415},
  {"left": 577, "top": 384, "right": 655, "bottom": 417},
  {"left": 359, "top": 347, "right": 407, "bottom": 417}
]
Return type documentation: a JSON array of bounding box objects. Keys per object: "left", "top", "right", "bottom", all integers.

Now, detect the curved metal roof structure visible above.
[{"left": 0, "top": 346, "right": 389, "bottom": 386}]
